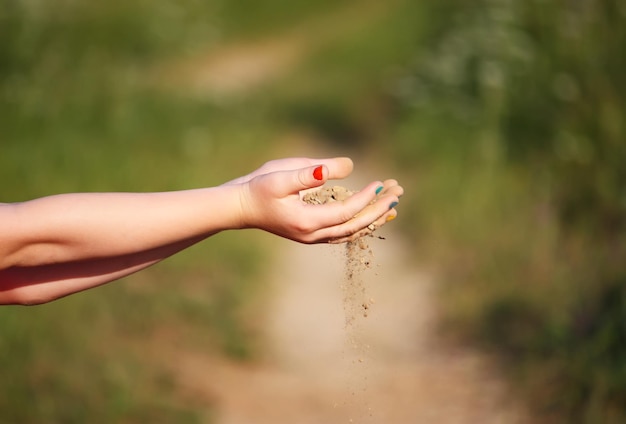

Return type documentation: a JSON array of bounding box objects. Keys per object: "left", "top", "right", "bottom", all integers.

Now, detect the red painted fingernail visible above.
[{"left": 313, "top": 165, "right": 323, "bottom": 181}]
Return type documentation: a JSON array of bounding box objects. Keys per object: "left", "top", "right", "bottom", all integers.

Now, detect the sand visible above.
[{"left": 302, "top": 185, "right": 378, "bottom": 329}]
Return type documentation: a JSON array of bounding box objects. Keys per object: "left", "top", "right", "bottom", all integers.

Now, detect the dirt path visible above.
[
  {"left": 154, "top": 15, "right": 531, "bottom": 422},
  {"left": 166, "top": 146, "right": 529, "bottom": 424},
  {"left": 170, "top": 216, "right": 529, "bottom": 424}
]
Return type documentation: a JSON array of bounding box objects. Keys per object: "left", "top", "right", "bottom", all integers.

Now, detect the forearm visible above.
[
  {"left": 0, "top": 236, "right": 203, "bottom": 305},
  {"left": 0, "top": 185, "right": 243, "bottom": 269}
]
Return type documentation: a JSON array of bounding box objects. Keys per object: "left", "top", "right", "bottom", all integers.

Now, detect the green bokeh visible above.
[{"left": 2, "top": 0, "right": 625, "bottom": 422}]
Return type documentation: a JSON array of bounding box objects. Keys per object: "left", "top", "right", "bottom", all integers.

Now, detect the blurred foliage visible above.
[
  {"left": 398, "top": 0, "right": 626, "bottom": 235},
  {"left": 383, "top": 1, "right": 626, "bottom": 422}
]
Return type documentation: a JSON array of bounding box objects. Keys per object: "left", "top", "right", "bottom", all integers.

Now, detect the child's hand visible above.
[{"left": 232, "top": 157, "right": 403, "bottom": 244}]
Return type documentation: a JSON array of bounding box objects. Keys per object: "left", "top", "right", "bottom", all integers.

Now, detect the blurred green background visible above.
[{"left": 1, "top": 0, "right": 625, "bottom": 422}]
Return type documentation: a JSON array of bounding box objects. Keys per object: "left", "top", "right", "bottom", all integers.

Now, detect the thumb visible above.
[
  {"left": 258, "top": 165, "right": 327, "bottom": 197},
  {"left": 285, "top": 164, "right": 327, "bottom": 194}
]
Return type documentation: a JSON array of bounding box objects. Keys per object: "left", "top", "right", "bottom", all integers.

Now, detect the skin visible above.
[{"left": 0, "top": 157, "right": 403, "bottom": 306}]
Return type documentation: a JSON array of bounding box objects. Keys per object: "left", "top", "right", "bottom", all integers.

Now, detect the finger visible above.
[
  {"left": 377, "top": 179, "right": 404, "bottom": 198},
  {"left": 348, "top": 194, "right": 398, "bottom": 231},
  {"left": 319, "top": 157, "right": 353, "bottom": 180},
  {"left": 229, "top": 157, "right": 353, "bottom": 185},
  {"left": 304, "top": 181, "right": 384, "bottom": 228},
  {"left": 263, "top": 164, "right": 329, "bottom": 197},
  {"left": 328, "top": 208, "right": 397, "bottom": 244},
  {"left": 379, "top": 184, "right": 404, "bottom": 199},
  {"left": 328, "top": 229, "right": 369, "bottom": 244},
  {"left": 261, "top": 157, "right": 353, "bottom": 179},
  {"left": 366, "top": 207, "right": 398, "bottom": 232},
  {"left": 315, "top": 193, "right": 399, "bottom": 241}
]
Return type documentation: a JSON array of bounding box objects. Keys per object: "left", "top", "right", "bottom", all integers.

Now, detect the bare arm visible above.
[
  {"left": 0, "top": 187, "right": 240, "bottom": 269},
  {"left": 0, "top": 157, "right": 402, "bottom": 305},
  {"left": 0, "top": 186, "right": 241, "bottom": 304}
]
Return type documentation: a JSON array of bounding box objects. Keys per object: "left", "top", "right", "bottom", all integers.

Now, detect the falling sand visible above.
[
  {"left": 302, "top": 185, "right": 379, "bottom": 329},
  {"left": 303, "top": 186, "right": 382, "bottom": 422}
]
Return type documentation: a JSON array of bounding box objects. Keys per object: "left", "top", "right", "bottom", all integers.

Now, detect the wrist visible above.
[{"left": 217, "top": 181, "right": 253, "bottom": 231}]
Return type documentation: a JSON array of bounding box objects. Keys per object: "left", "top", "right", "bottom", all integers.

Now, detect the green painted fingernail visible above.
[
  {"left": 375, "top": 186, "right": 384, "bottom": 195},
  {"left": 389, "top": 201, "right": 398, "bottom": 210}
]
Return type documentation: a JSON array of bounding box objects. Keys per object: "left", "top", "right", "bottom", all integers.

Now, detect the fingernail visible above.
[
  {"left": 375, "top": 185, "right": 384, "bottom": 195},
  {"left": 386, "top": 214, "right": 396, "bottom": 222},
  {"left": 389, "top": 201, "right": 398, "bottom": 210},
  {"left": 313, "top": 166, "right": 323, "bottom": 181}
]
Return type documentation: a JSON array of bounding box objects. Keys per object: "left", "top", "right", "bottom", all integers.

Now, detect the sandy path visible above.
[
  {"left": 170, "top": 217, "right": 529, "bottom": 424},
  {"left": 156, "top": 18, "right": 531, "bottom": 422}
]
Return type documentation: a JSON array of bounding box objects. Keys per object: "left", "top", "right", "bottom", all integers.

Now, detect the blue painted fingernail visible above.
[
  {"left": 389, "top": 201, "right": 398, "bottom": 210},
  {"left": 375, "top": 186, "right": 384, "bottom": 195}
]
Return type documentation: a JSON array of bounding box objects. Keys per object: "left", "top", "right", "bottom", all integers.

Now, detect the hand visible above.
[
  {"left": 328, "top": 177, "right": 403, "bottom": 243},
  {"left": 232, "top": 157, "right": 403, "bottom": 244}
]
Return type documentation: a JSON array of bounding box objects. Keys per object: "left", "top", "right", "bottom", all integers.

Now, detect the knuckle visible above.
[
  {"left": 292, "top": 219, "right": 316, "bottom": 234},
  {"left": 329, "top": 223, "right": 355, "bottom": 240},
  {"left": 296, "top": 170, "right": 309, "bottom": 188},
  {"left": 340, "top": 207, "right": 358, "bottom": 223},
  {"left": 300, "top": 234, "right": 317, "bottom": 244}
]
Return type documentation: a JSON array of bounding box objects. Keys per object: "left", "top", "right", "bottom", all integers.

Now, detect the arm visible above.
[
  {"left": 0, "top": 157, "right": 402, "bottom": 305},
  {"left": 0, "top": 187, "right": 241, "bottom": 269},
  {"left": 0, "top": 186, "right": 241, "bottom": 305}
]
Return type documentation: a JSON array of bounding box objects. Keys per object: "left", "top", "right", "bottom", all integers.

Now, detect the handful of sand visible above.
[{"left": 302, "top": 186, "right": 356, "bottom": 205}]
